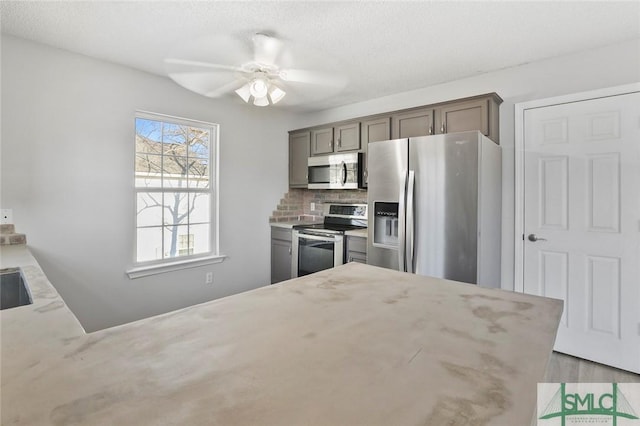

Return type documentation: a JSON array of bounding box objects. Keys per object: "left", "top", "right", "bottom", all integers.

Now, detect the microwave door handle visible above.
[
  {"left": 341, "top": 161, "right": 347, "bottom": 186},
  {"left": 398, "top": 170, "right": 407, "bottom": 272},
  {"left": 406, "top": 170, "right": 415, "bottom": 274}
]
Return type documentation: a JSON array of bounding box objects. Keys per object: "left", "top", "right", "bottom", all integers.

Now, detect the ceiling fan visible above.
[{"left": 165, "top": 33, "right": 346, "bottom": 106}]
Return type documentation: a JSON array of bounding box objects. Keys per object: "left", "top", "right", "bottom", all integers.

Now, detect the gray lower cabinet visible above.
[
  {"left": 271, "top": 227, "right": 292, "bottom": 284},
  {"left": 289, "top": 131, "right": 310, "bottom": 188},
  {"left": 346, "top": 235, "right": 367, "bottom": 264}
]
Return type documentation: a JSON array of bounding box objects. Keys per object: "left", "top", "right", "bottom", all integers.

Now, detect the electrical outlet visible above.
[
  {"left": 205, "top": 272, "right": 213, "bottom": 284},
  {"left": 1, "top": 209, "right": 13, "bottom": 224},
  {"left": 310, "top": 202, "right": 316, "bottom": 211}
]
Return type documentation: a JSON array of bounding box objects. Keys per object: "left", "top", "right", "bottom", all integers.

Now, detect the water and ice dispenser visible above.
[{"left": 373, "top": 202, "right": 399, "bottom": 248}]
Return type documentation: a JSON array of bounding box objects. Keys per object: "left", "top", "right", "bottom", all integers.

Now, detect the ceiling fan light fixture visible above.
[
  {"left": 249, "top": 77, "right": 269, "bottom": 98},
  {"left": 235, "top": 83, "right": 252, "bottom": 103},
  {"left": 268, "top": 85, "right": 286, "bottom": 104}
]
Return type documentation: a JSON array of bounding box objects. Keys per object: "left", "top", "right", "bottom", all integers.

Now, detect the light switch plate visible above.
[{"left": 0, "top": 209, "right": 13, "bottom": 224}]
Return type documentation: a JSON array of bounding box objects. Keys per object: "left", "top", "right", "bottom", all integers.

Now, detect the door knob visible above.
[{"left": 528, "top": 234, "right": 547, "bottom": 242}]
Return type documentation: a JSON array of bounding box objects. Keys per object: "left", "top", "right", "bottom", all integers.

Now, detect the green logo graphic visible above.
[{"left": 539, "top": 383, "right": 639, "bottom": 425}]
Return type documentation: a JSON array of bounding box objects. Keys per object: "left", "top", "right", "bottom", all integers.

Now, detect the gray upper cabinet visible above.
[
  {"left": 360, "top": 117, "right": 391, "bottom": 187},
  {"left": 434, "top": 94, "right": 501, "bottom": 143},
  {"left": 361, "top": 117, "right": 391, "bottom": 144},
  {"left": 311, "top": 122, "right": 361, "bottom": 156},
  {"left": 311, "top": 127, "right": 334, "bottom": 155},
  {"left": 391, "top": 108, "right": 435, "bottom": 139},
  {"left": 334, "top": 122, "right": 361, "bottom": 152},
  {"left": 289, "top": 93, "right": 502, "bottom": 186},
  {"left": 289, "top": 131, "right": 310, "bottom": 188}
]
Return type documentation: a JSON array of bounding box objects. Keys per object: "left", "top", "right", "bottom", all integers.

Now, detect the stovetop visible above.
[
  {"left": 298, "top": 222, "right": 366, "bottom": 233},
  {"left": 295, "top": 203, "right": 367, "bottom": 235}
]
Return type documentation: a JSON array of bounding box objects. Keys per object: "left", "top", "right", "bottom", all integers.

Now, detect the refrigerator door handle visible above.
[
  {"left": 398, "top": 170, "right": 407, "bottom": 272},
  {"left": 406, "top": 170, "right": 415, "bottom": 273}
]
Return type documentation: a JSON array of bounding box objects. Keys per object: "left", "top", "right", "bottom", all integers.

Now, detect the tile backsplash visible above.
[
  {"left": 0, "top": 224, "right": 27, "bottom": 245},
  {"left": 269, "top": 189, "right": 367, "bottom": 222}
]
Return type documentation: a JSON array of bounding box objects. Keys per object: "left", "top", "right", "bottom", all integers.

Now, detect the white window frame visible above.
[{"left": 126, "top": 111, "right": 225, "bottom": 279}]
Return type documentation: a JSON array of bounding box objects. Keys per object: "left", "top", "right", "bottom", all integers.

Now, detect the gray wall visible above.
[
  {"left": 1, "top": 35, "right": 299, "bottom": 332},
  {"left": 292, "top": 38, "right": 640, "bottom": 291}
]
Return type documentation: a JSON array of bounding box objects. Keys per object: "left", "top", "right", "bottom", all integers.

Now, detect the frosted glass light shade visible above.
[
  {"left": 235, "top": 84, "right": 251, "bottom": 102},
  {"left": 253, "top": 96, "right": 269, "bottom": 107},
  {"left": 268, "top": 86, "right": 286, "bottom": 104}
]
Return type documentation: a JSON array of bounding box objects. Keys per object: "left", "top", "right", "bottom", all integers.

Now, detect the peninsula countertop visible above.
[{"left": 1, "top": 245, "right": 562, "bottom": 425}]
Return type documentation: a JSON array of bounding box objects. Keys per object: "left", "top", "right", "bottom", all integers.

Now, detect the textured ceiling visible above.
[{"left": 2, "top": 1, "right": 639, "bottom": 111}]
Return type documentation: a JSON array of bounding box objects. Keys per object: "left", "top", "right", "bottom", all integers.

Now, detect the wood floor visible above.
[{"left": 544, "top": 351, "right": 640, "bottom": 383}]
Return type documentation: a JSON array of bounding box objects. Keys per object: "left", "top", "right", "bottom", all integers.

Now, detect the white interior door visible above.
[{"left": 522, "top": 91, "right": 640, "bottom": 373}]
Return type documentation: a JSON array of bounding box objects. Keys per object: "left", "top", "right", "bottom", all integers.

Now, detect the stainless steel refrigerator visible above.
[{"left": 366, "top": 131, "right": 501, "bottom": 287}]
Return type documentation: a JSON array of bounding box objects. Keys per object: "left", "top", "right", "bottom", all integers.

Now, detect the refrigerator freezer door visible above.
[
  {"left": 367, "top": 139, "right": 409, "bottom": 271},
  {"left": 409, "top": 133, "right": 479, "bottom": 283}
]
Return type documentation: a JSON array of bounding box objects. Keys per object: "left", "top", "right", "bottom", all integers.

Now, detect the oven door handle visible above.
[{"left": 297, "top": 232, "right": 338, "bottom": 241}]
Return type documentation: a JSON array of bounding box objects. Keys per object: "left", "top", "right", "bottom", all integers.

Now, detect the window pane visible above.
[
  {"left": 190, "top": 223, "right": 210, "bottom": 255},
  {"left": 134, "top": 113, "right": 217, "bottom": 265},
  {"left": 188, "top": 127, "right": 210, "bottom": 159},
  {"left": 135, "top": 154, "right": 162, "bottom": 188},
  {"left": 137, "top": 227, "right": 163, "bottom": 262},
  {"left": 190, "top": 193, "right": 210, "bottom": 223},
  {"left": 136, "top": 193, "right": 163, "bottom": 227},
  {"left": 162, "top": 123, "right": 188, "bottom": 157},
  {"left": 162, "top": 156, "right": 188, "bottom": 188},
  {"left": 135, "top": 118, "right": 162, "bottom": 153},
  {"left": 163, "top": 192, "right": 189, "bottom": 225},
  {"left": 188, "top": 158, "right": 209, "bottom": 188},
  {"left": 164, "top": 225, "right": 190, "bottom": 258}
]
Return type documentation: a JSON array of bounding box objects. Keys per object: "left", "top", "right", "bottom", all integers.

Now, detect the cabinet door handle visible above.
[
  {"left": 288, "top": 247, "right": 292, "bottom": 255},
  {"left": 441, "top": 122, "right": 446, "bottom": 133},
  {"left": 338, "top": 138, "right": 342, "bottom": 148},
  {"left": 329, "top": 139, "right": 333, "bottom": 149},
  {"left": 349, "top": 256, "right": 353, "bottom": 262},
  {"left": 428, "top": 125, "right": 433, "bottom": 135}
]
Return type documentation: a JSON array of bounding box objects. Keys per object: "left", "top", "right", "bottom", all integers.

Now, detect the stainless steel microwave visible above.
[{"left": 307, "top": 152, "right": 364, "bottom": 189}]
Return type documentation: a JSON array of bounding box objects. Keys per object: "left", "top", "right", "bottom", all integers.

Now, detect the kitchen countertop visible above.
[
  {"left": 269, "top": 219, "right": 323, "bottom": 229},
  {"left": 1, "top": 245, "right": 562, "bottom": 425},
  {"left": 345, "top": 228, "right": 367, "bottom": 238}
]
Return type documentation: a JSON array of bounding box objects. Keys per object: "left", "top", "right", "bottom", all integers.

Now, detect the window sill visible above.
[{"left": 126, "top": 254, "right": 227, "bottom": 279}]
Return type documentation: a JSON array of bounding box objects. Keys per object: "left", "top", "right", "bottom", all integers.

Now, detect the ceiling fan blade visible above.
[
  {"left": 205, "top": 79, "right": 246, "bottom": 98},
  {"left": 279, "top": 68, "right": 347, "bottom": 88},
  {"left": 165, "top": 58, "right": 242, "bottom": 72},
  {"left": 252, "top": 33, "right": 283, "bottom": 65},
  {"left": 167, "top": 71, "right": 241, "bottom": 97}
]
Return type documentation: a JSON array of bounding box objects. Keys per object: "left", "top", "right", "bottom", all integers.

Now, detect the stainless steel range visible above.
[{"left": 292, "top": 203, "right": 367, "bottom": 278}]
